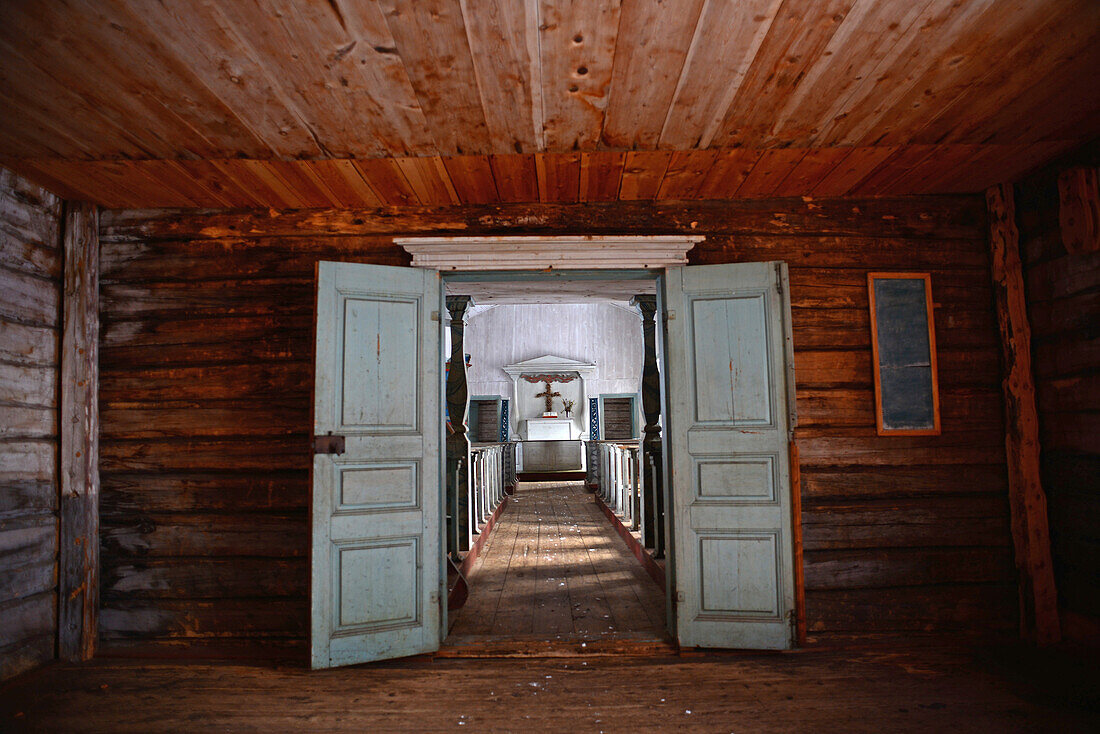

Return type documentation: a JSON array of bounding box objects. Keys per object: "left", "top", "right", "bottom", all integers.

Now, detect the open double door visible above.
[{"left": 310, "top": 261, "right": 797, "bottom": 669}]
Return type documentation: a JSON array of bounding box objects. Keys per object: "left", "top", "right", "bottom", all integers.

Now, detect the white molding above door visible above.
[{"left": 397, "top": 235, "right": 703, "bottom": 270}]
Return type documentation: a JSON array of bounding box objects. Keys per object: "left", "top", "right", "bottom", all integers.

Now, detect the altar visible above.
[
  {"left": 523, "top": 417, "right": 574, "bottom": 441},
  {"left": 502, "top": 355, "right": 597, "bottom": 473}
]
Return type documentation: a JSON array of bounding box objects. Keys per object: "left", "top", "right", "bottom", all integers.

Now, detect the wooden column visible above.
[
  {"left": 986, "top": 183, "right": 1060, "bottom": 645},
  {"left": 58, "top": 201, "right": 99, "bottom": 661},
  {"left": 631, "top": 294, "right": 664, "bottom": 556},
  {"left": 446, "top": 295, "right": 472, "bottom": 557}
]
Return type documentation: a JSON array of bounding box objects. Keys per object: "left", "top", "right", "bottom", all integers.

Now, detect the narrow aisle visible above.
[{"left": 447, "top": 481, "right": 666, "bottom": 643}]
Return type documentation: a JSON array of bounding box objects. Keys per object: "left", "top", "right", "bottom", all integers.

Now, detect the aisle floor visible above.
[{"left": 446, "top": 481, "right": 667, "bottom": 642}]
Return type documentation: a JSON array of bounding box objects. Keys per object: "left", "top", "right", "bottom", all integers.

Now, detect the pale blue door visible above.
[
  {"left": 665, "top": 262, "right": 797, "bottom": 649},
  {"left": 311, "top": 262, "right": 443, "bottom": 668}
]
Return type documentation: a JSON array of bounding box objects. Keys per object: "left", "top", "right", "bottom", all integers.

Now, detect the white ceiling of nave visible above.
[{"left": 446, "top": 277, "right": 656, "bottom": 305}]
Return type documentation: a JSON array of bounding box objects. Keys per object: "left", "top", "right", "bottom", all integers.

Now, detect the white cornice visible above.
[
  {"left": 502, "top": 354, "right": 597, "bottom": 377},
  {"left": 397, "top": 235, "right": 703, "bottom": 271}
]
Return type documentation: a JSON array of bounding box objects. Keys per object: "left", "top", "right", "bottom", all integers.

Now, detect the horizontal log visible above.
[
  {"left": 0, "top": 404, "right": 56, "bottom": 439},
  {"left": 98, "top": 198, "right": 989, "bottom": 242},
  {"left": 102, "top": 558, "right": 307, "bottom": 600},
  {"left": 0, "top": 189, "right": 60, "bottom": 251},
  {"left": 1041, "top": 451, "right": 1100, "bottom": 498},
  {"left": 0, "top": 559, "right": 56, "bottom": 602},
  {"left": 0, "top": 168, "right": 61, "bottom": 218},
  {"left": 101, "top": 513, "right": 307, "bottom": 558},
  {"left": 1033, "top": 332, "right": 1100, "bottom": 379},
  {"left": 796, "top": 430, "right": 1005, "bottom": 467},
  {"left": 0, "top": 266, "right": 60, "bottom": 327},
  {"left": 1040, "top": 412, "right": 1100, "bottom": 455},
  {"left": 803, "top": 547, "right": 1014, "bottom": 590},
  {"left": 801, "top": 496, "right": 1011, "bottom": 550},
  {"left": 1036, "top": 374, "right": 1100, "bottom": 413},
  {"left": 787, "top": 268, "right": 994, "bottom": 310},
  {"left": 101, "top": 437, "right": 309, "bottom": 472},
  {"left": 99, "top": 362, "right": 311, "bottom": 403},
  {"left": 0, "top": 439, "right": 56, "bottom": 483},
  {"left": 101, "top": 333, "right": 312, "bottom": 370},
  {"left": 0, "top": 230, "right": 61, "bottom": 280},
  {"left": 101, "top": 278, "right": 314, "bottom": 320},
  {"left": 0, "top": 518, "right": 58, "bottom": 566},
  {"left": 0, "top": 319, "right": 57, "bottom": 366},
  {"left": 0, "top": 634, "right": 53, "bottom": 681},
  {"left": 100, "top": 399, "right": 309, "bottom": 439},
  {"left": 0, "top": 590, "right": 56, "bottom": 648},
  {"left": 100, "top": 236, "right": 407, "bottom": 282},
  {"left": 101, "top": 472, "right": 309, "bottom": 514},
  {"left": 1025, "top": 251, "right": 1100, "bottom": 302},
  {"left": 806, "top": 584, "right": 1015, "bottom": 633},
  {"left": 799, "top": 465, "right": 1007, "bottom": 501},
  {"left": 0, "top": 361, "right": 57, "bottom": 407},
  {"left": 796, "top": 387, "right": 1001, "bottom": 429},
  {"left": 101, "top": 312, "right": 312, "bottom": 350},
  {"left": 701, "top": 235, "right": 989, "bottom": 270},
  {"left": 1028, "top": 288, "right": 1100, "bottom": 337},
  {"left": 793, "top": 349, "right": 1000, "bottom": 389},
  {"left": 100, "top": 598, "right": 307, "bottom": 640},
  {"left": 0, "top": 480, "right": 57, "bottom": 516},
  {"left": 791, "top": 307, "right": 997, "bottom": 351}
]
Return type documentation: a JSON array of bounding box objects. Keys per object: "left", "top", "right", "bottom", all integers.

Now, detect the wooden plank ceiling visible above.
[{"left": 1, "top": 0, "right": 1097, "bottom": 209}]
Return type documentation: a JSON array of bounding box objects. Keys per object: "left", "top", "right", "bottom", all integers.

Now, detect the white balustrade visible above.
[{"left": 467, "top": 442, "right": 515, "bottom": 548}]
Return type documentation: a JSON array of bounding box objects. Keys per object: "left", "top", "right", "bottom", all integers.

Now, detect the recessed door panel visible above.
[
  {"left": 311, "top": 262, "right": 442, "bottom": 669},
  {"left": 667, "top": 262, "right": 796, "bottom": 650}
]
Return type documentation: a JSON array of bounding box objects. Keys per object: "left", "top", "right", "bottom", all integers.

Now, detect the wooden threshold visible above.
[
  {"left": 517, "top": 471, "right": 586, "bottom": 482},
  {"left": 437, "top": 633, "right": 677, "bottom": 658}
]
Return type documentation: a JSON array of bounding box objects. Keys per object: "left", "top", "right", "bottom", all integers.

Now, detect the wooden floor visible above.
[
  {"left": 2, "top": 640, "right": 1096, "bottom": 732},
  {"left": 446, "top": 481, "right": 667, "bottom": 646}
]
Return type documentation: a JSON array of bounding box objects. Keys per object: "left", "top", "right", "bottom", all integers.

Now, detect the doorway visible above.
[
  {"left": 441, "top": 270, "right": 672, "bottom": 651},
  {"left": 308, "top": 260, "right": 798, "bottom": 669}
]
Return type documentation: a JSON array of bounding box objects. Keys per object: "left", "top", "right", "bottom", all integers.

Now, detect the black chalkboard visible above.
[{"left": 869, "top": 274, "right": 940, "bottom": 434}]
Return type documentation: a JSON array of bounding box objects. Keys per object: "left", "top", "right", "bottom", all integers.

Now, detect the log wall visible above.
[
  {"left": 0, "top": 168, "right": 62, "bottom": 678},
  {"left": 96, "top": 197, "right": 1015, "bottom": 650},
  {"left": 1015, "top": 148, "right": 1100, "bottom": 638}
]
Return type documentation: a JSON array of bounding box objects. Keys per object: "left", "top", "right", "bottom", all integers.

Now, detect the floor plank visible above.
[
  {"left": 2, "top": 641, "right": 1096, "bottom": 732},
  {"left": 448, "top": 481, "right": 667, "bottom": 643}
]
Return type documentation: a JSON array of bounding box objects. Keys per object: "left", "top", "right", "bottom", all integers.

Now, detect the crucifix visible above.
[{"left": 535, "top": 380, "right": 561, "bottom": 414}]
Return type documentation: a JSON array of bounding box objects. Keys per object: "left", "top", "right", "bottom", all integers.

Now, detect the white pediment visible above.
[
  {"left": 503, "top": 354, "right": 597, "bottom": 377},
  {"left": 397, "top": 235, "right": 702, "bottom": 271}
]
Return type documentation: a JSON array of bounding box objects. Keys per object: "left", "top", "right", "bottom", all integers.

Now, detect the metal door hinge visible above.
[{"left": 313, "top": 433, "right": 346, "bottom": 455}]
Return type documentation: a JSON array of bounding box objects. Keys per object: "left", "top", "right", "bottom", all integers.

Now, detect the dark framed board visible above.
[{"left": 867, "top": 273, "right": 941, "bottom": 435}]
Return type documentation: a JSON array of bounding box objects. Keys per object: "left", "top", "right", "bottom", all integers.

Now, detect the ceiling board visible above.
[
  {"left": 0, "top": 0, "right": 1094, "bottom": 205},
  {"left": 3, "top": 142, "right": 1079, "bottom": 210}
]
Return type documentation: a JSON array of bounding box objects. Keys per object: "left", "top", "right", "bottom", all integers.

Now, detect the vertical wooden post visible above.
[
  {"left": 789, "top": 442, "right": 806, "bottom": 646},
  {"left": 58, "top": 201, "right": 99, "bottom": 661},
  {"left": 986, "top": 183, "right": 1060, "bottom": 645},
  {"left": 631, "top": 294, "right": 664, "bottom": 556},
  {"left": 445, "top": 295, "right": 472, "bottom": 557}
]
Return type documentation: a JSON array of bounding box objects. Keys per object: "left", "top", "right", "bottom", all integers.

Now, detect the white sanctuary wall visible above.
[{"left": 464, "top": 303, "right": 642, "bottom": 406}]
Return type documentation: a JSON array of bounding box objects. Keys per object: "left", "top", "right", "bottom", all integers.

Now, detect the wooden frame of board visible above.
[{"left": 867, "top": 272, "right": 942, "bottom": 436}]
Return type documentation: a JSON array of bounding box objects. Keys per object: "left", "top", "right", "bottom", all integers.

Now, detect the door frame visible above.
[{"left": 439, "top": 268, "right": 676, "bottom": 638}]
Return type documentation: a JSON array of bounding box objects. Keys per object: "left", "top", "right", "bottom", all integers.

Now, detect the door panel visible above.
[
  {"left": 666, "top": 262, "right": 795, "bottom": 650},
  {"left": 312, "top": 261, "right": 442, "bottom": 669}
]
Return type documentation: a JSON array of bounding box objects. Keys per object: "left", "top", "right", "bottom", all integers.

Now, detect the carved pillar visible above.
[
  {"left": 446, "top": 295, "right": 472, "bottom": 558},
  {"left": 632, "top": 294, "right": 664, "bottom": 556}
]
